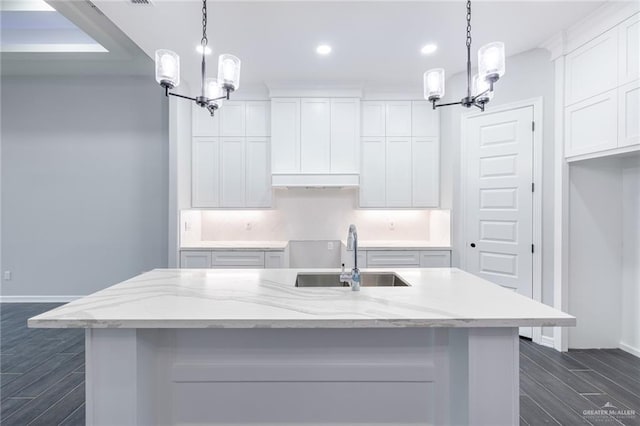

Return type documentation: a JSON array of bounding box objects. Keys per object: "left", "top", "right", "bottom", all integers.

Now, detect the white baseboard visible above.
[
  {"left": 619, "top": 341, "right": 640, "bottom": 358},
  {"left": 0, "top": 295, "right": 82, "bottom": 303},
  {"left": 540, "top": 335, "right": 555, "bottom": 349}
]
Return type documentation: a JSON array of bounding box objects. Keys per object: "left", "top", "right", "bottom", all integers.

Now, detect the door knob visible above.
[{"left": 470, "top": 243, "right": 476, "bottom": 248}]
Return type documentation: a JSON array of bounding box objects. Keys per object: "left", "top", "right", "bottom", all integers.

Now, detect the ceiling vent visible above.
[{"left": 130, "top": 0, "right": 153, "bottom": 5}]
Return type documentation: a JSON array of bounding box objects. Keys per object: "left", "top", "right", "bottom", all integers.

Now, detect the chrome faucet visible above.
[{"left": 340, "top": 224, "right": 360, "bottom": 291}]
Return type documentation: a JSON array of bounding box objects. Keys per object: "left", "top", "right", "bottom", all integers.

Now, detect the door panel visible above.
[
  {"left": 360, "top": 137, "right": 386, "bottom": 207},
  {"left": 385, "top": 137, "right": 412, "bottom": 207},
  {"left": 271, "top": 99, "right": 300, "bottom": 173},
  {"left": 300, "top": 98, "right": 331, "bottom": 173},
  {"left": 465, "top": 107, "right": 534, "bottom": 296},
  {"left": 220, "top": 138, "right": 245, "bottom": 207}
]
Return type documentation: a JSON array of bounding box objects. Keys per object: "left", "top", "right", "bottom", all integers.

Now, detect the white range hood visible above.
[{"left": 272, "top": 173, "right": 359, "bottom": 188}]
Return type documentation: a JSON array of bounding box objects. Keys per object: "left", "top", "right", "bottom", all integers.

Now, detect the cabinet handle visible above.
[{"left": 470, "top": 243, "right": 476, "bottom": 248}]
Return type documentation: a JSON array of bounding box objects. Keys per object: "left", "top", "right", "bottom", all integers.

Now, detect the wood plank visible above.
[
  {"left": 29, "top": 381, "right": 85, "bottom": 426},
  {"left": 572, "top": 370, "right": 640, "bottom": 415},
  {"left": 0, "top": 353, "right": 75, "bottom": 398},
  {"left": 0, "top": 397, "right": 34, "bottom": 419},
  {"left": 520, "top": 394, "right": 561, "bottom": 425},
  {"left": 521, "top": 340, "right": 591, "bottom": 370},
  {"left": 58, "top": 403, "right": 85, "bottom": 426},
  {"left": 566, "top": 351, "right": 640, "bottom": 396},
  {"left": 14, "top": 353, "right": 84, "bottom": 398}
]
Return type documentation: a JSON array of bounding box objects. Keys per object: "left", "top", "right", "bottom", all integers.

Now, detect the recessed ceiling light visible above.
[
  {"left": 196, "top": 45, "right": 212, "bottom": 55},
  {"left": 421, "top": 44, "right": 438, "bottom": 55},
  {"left": 316, "top": 44, "right": 332, "bottom": 55}
]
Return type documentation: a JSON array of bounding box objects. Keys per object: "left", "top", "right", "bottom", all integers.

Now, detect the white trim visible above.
[
  {"left": 0, "top": 295, "right": 82, "bottom": 303},
  {"left": 540, "top": 335, "right": 556, "bottom": 349},
  {"left": 566, "top": 144, "right": 640, "bottom": 163},
  {"left": 267, "top": 86, "right": 363, "bottom": 99},
  {"left": 460, "top": 97, "right": 544, "bottom": 345},
  {"left": 619, "top": 342, "right": 640, "bottom": 358}
]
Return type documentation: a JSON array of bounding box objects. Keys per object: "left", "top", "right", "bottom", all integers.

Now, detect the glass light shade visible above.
[
  {"left": 478, "top": 42, "right": 505, "bottom": 82},
  {"left": 424, "top": 68, "right": 445, "bottom": 101},
  {"left": 472, "top": 74, "right": 494, "bottom": 103},
  {"left": 205, "top": 78, "right": 224, "bottom": 108},
  {"left": 217, "top": 54, "right": 241, "bottom": 91},
  {"left": 155, "top": 49, "right": 180, "bottom": 89}
]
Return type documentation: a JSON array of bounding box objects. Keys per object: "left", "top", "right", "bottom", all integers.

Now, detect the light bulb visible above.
[
  {"left": 472, "top": 74, "right": 493, "bottom": 103},
  {"left": 423, "top": 68, "right": 445, "bottom": 101},
  {"left": 155, "top": 49, "right": 180, "bottom": 89},
  {"left": 478, "top": 41, "right": 505, "bottom": 83},
  {"left": 217, "top": 54, "right": 241, "bottom": 92}
]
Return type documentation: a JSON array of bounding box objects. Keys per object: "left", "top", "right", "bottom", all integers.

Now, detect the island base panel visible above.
[{"left": 85, "top": 327, "right": 518, "bottom": 425}]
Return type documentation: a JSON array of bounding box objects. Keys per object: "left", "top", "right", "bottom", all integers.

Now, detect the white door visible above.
[
  {"left": 360, "top": 137, "right": 386, "bottom": 207},
  {"left": 245, "top": 101, "right": 270, "bottom": 137},
  {"left": 385, "top": 101, "right": 412, "bottom": 136},
  {"left": 245, "top": 137, "right": 271, "bottom": 207},
  {"left": 192, "top": 137, "right": 219, "bottom": 207},
  {"left": 464, "top": 106, "right": 534, "bottom": 336},
  {"left": 271, "top": 98, "right": 300, "bottom": 173},
  {"left": 220, "top": 137, "right": 245, "bottom": 207},
  {"left": 300, "top": 98, "right": 331, "bottom": 173},
  {"left": 330, "top": 98, "right": 360, "bottom": 173},
  {"left": 412, "top": 137, "right": 439, "bottom": 207},
  {"left": 220, "top": 102, "right": 246, "bottom": 137},
  {"left": 386, "top": 137, "right": 412, "bottom": 207}
]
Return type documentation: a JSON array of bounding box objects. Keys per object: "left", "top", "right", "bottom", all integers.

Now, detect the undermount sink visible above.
[{"left": 295, "top": 272, "right": 410, "bottom": 288}]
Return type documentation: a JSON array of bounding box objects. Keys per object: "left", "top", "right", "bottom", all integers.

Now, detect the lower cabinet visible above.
[
  {"left": 342, "top": 249, "right": 451, "bottom": 269},
  {"left": 180, "top": 249, "right": 288, "bottom": 268}
]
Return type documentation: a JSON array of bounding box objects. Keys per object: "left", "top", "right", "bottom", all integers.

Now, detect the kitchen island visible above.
[{"left": 29, "top": 268, "right": 575, "bottom": 426}]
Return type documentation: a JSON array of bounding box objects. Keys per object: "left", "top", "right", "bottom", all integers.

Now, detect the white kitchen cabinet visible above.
[
  {"left": 565, "top": 27, "right": 618, "bottom": 106},
  {"left": 192, "top": 104, "right": 220, "bottom": 137},
  {"left": 359, "top": 137, "right": 386, "bottom": 207},
  {"left": 220, "top": 138, "right": 245, "bottom": 207},
  {"left": 265, "top": 252, "right": 286, "bottom": 268},
  {"left": 245, "top": 137, "right": 271, "bottom": 207},
  {"left": 245, "top": 101, "right": 270, "bottom": 137},
  {"left": 192, "top": 138, "right": 220, "bottom": 208},
  {"left": 180, "top": 251, "right": 212, "bottom": 268},
  {"left": 220, "top": 102, "right": 246, "bottom": 137},
  {"left": 330, "top": 98, "right": 360, "bottom": 173},
  {"left": 212, "top": 251, "right": 265, "bottom": 268},
  {"left": 619, "top": 14, "right": 640, "bottom": 85},
  {"left": 385, "top": 101, "right": 412, "bottom": 136},
  {"left": 361, "top": 101, "right": 386, "bottom": 137},
  {"left": 300, "top": 98, "right": 331, "bottom": 173},
  {"left": 419, "top": 251, "right": 451, "bottom": 267},
  {"left": 271, "top": 98, "right": 301, "bottom": 174},
  {"left": 619, "top": 80, "right": 640, "bottom": 147},
  {"left": 412, "top": 137, "right": 439, "bottom": 207},
  {"left": 385, "top": 137, "right": 412, "bottom": 207},
  {"left": 411, "top": 102, "right": 439, "bottom": 137},
  {"left": 367, "top": 251, "right": 420, "bottom": 268},
  {"left": 565, "top": 89, "right": 618, "bottom": 157}
]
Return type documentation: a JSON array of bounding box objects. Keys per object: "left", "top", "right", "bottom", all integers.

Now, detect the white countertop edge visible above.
[{"left": 28, "top": 317, "right": 575, "bottom": 329}]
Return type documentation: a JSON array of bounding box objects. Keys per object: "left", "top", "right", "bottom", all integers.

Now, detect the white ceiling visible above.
[{"left": 91, "top": 0, "right": 606, "bottom": 94}]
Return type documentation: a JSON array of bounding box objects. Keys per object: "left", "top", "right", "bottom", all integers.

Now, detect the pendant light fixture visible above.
[
  {"left": 154, "top": 0, "right": 240, "bottom": 117},
  {"left": 423, "top": 0, "right": 505, "bottom": 111}
]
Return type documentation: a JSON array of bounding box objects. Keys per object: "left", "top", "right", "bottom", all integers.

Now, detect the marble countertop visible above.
[
  {"left": 29, "top": 268, "right": 575, "bottom": 329},
  {"left": 180, "top": 241, "right": 289, "bottom": 250},
  {"left": 342, "top": 240, "right": 451, "bottom": 250}
]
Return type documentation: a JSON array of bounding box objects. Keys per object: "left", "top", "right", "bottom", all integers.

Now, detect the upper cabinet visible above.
[
  {"left": 271, "top": 97, "right": 360, "bottom": 186},
  {"left": 191, "top": 102, "right": 271, "bottom": 208},
  {"left": 564, "top": 12, "right": 640, "bottom": 160},
  {"left": 360, "top": 101, "right": 440, "bottom": 208}
]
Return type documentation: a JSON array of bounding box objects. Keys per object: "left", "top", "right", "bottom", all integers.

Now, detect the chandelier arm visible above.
[
  {"left": 432, "top": 100, "right": 464, "bottom": 110},
  {"left": 167, "top": 92, "right": 198, "bottom": 102}
]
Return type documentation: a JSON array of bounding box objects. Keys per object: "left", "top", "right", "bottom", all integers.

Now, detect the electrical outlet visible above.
[
  {"left": 389, "top": 221, "right": 396, "bottom": 230},
  {"left": 3, "top": 271, "right": 11, "bottom": 281},
  {"left": 245, "top": 222, "right": 252, "bottom": 231},
  {"left": 327, "top": 242, "right": 334, "bottom": 250}
]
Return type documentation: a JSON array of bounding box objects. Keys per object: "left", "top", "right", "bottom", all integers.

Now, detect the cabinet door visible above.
[
  {"left": 565, "top": 89, "right": 618, "bottom": 157},
  {"left": 385, "top": 101, "right": 412, "bottom": 136},
  {"left": 192, "top": 104, "right": 220, "bottom": 136},
  {"left": 220, "top": 138, "right": 245, "bottom": 207},
  {"left": 619, "top": 14, "right": 640, "bottom": 85},
  {"left": 385, "top": 137, "right": 412, "bottom": 207},
  {"left": 300, "top": 98, "right": 331, "bottom": 173},
  {"left": 180, "top": 251, "right": 212, "bottom": 268},
  {"left": 361, "top": 101, "right": 386, "bottom": 137},
  {"left": 271, "top": 98, "right": 300, "bottom": 173},
  {"left": 192, "top": 138, "right": 219, "bottom": 207},
  {"left": 330, "top": 98, "right": 360, "bottom": 173},
  {"left": 412, "top": 137, "right": 439, "bottom": 207},
  {"left": 411, "top": 101, "right": 439, "bottom": 137},
  {"left": 565, "top": 28, "right": 618, "bottom": 105},
  {"left": 246, "top": 101, "right": 270, "bottom": 137},
  {"left": 246, "top": 137, "right": 272, "bottom": 207},
  {"left": 366, "top": 251, "right": 420, "bottom": 268},
  {"left": 360, "top": 137, "right": 386, "bottom": 207},
  {"left": 220, "top": 102, "right": 246, "bottom": 137},
  {"left": 419, "top": 251, "right": 451, "bottom": 267},
  {"left": 619, "top": 80, "right": 640, "bottom": 147},
  {"left": 265, "top": 251, "right": 285, "bottom": 268}
]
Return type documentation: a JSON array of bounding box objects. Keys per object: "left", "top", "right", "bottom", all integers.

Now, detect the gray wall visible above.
[
  {"left": 440, "top": 48, "right": 556, "bottom": 316},
  {"left": 1, "top": 76, "right": 168, "bottom": 297}
]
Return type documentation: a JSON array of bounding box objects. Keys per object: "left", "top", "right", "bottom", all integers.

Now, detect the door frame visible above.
[{"left": 460, "top": 97, "right": 544, "bottom": 345}]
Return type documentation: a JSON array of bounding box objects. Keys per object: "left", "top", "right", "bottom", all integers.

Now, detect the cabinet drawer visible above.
[
  {"left": 367, "top": 251, "right": 420, "bottom": 267},
  {"left": 419, "top": 251, "right": 451, "bottom": 268},
  {"left": 211, "top": 251, "right": 265, "bottom": 268},
  {"left": 565, "top": 89, "right": 618, "bottom": 157},
  {"left": 265, "top": 251, "right": 286, "bottom": 268},
  {"left": 180, "top": 251, "right": 212, "bottom": 268}
]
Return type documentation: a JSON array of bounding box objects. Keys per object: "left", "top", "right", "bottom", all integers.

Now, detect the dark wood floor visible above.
[{"left": 1, "top": 304, "right": 639, "bottom": 425}]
